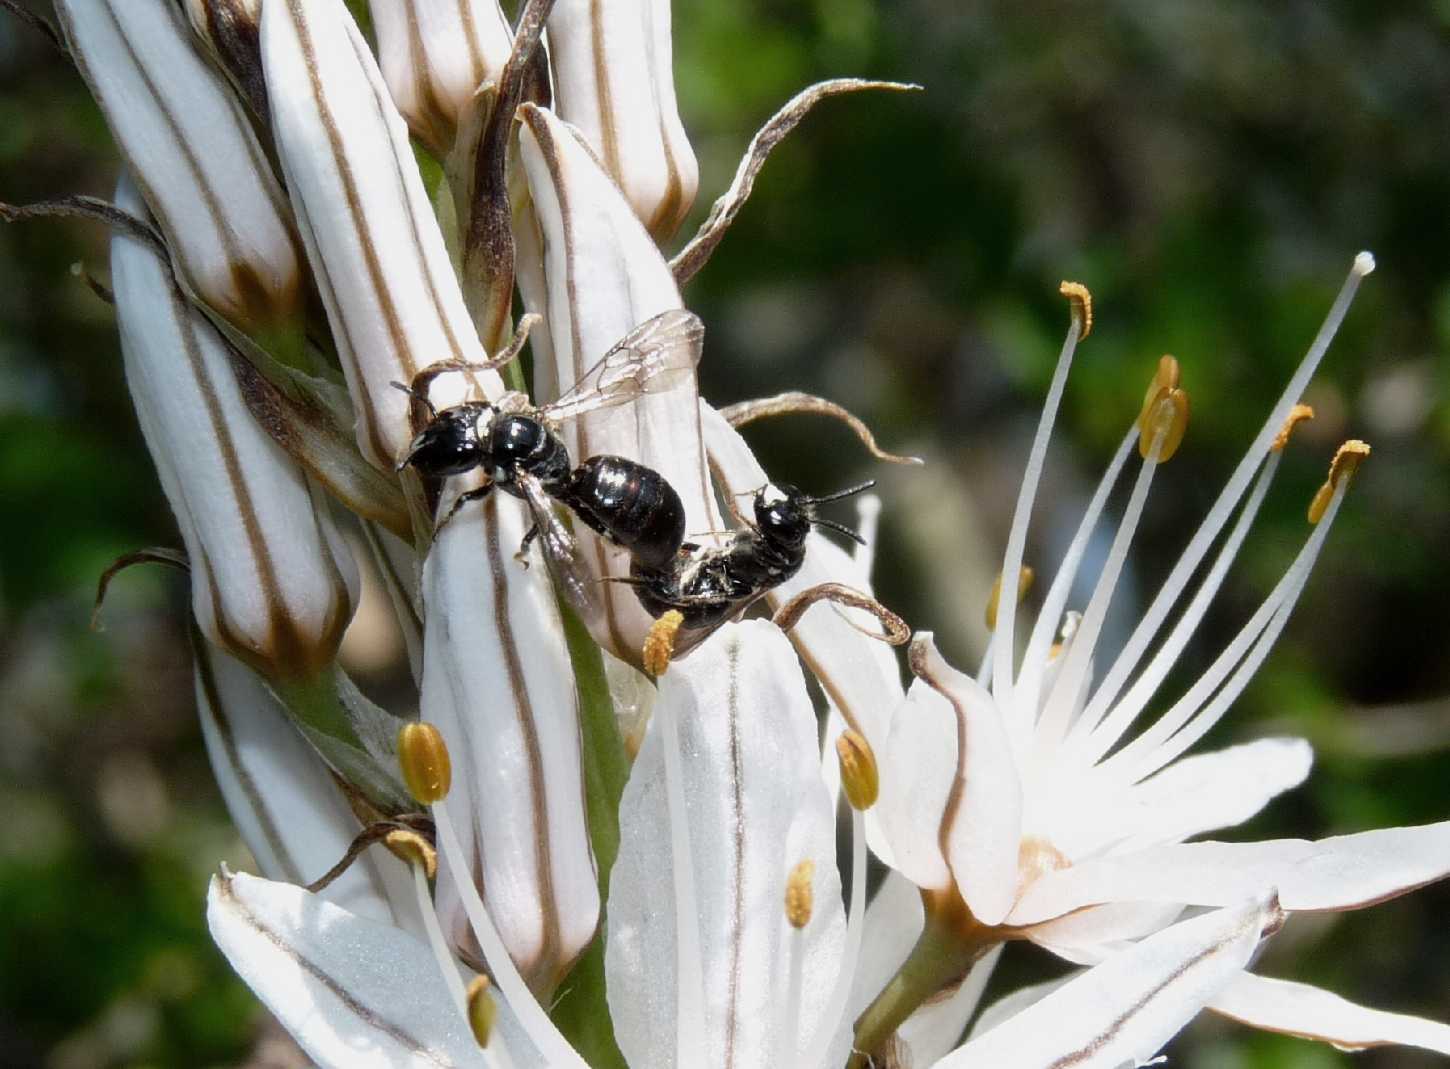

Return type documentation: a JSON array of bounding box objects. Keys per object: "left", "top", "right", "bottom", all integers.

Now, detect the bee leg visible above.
[
  {"left": 513, "top": 523, "right": 541, "bottom": 568},
  {"left": 433, "top": 485, "right": 493, "bottom": 535}
]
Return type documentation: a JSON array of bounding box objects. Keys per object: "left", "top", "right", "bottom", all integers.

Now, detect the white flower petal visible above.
[
  {"left": 1108, "top": 737, "right": 1313, "bottom": 853},
  {"left": 369, "top": 0, "right": 512, "bottom": 155},
  {"left": 937, "top": 896, "right": 1281, "bottom": 1069},
  {"left": 1022, "top": 902, "right": 1187, "bottom": 964},
  {"left": 111, "top": 178, "right": 359, "bottom": 680},
  {"left": 606, "top": 621, "right": 846, "bottom": 1069},
  {"left": 1210, "top": 972, "right": 1450, "bottom": 1054},
  {"left": 908, "top": 634, "right": 1023, "bottom": 925},
  {"left": 1009, "top": 821, "right": 1450, "bottom": 926},
  {"left": 547, "top": 0, "right": 698, "bottom": 240},
  {"left": 195, "top": 640, "right": 397, "bottom": 924},
  {"left": 262, "top": 0, "right": 498, "bottom": 469},
  {"left": 207, "top": 870, "right": 489, "bottom": 1069},
  {"left": 422, "top": 490, "right": 598, "bottom": 996},
  {"left": 875, "top": 679, "right": 956, "bottom": 891},
  {"left": 56, "top": 0, "right": 300, "bottom": 329},
  {"left": 516, "top": 103, "right": 716, "bottom": 658}
]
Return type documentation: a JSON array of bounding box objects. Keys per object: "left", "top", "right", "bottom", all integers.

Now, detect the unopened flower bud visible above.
[
  {"left": 263, "top": 0, "right": 502, "bottom": 469},
  {"left": 368, "top": 0, "right": 513, "bottom": 157},
  {"left": 547, "top": 0, "right": 699, "bottom": 241},
  {"left": 111, "top": 178, "right": 358, "bottom": 682},
  {"left": 397, "top": 722, "right": 452, "bottom": 805},
  {"left": 182, "top": 0, "right": 267, "bottom": 123},
  {"left": 56, "top": 0, "right": 302, "bottom": 331}
]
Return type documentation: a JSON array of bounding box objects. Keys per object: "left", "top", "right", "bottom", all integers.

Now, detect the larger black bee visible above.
[
  {"left": 630, "top": 480, "right": 875, "bottom": 633},
  {"left": 396, "top": 309, "right": 702, "bottom": 609}
]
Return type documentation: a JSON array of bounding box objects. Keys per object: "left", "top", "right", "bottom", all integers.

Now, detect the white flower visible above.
[
  {"left": 39, "top": 0, "right": 1450, "bottom": 1065},
  {"left": 847, "top": 260, "right": 1450, "bottom": 1063}
]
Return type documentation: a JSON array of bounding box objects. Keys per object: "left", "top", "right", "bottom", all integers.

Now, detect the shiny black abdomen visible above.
[
  {"left": 561, "top": 455, "right": 687, "bottom": 571},
  {"left": 486, "top": 414, "right": 573, "bottom": 492}
]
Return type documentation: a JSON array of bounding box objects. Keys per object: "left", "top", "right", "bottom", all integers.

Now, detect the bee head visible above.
[{"left": 397, "top": 404, "right": 488, "bottom": 477}]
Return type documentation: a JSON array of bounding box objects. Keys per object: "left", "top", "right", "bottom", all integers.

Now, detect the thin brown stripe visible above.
[
  {"left": 288, "top": 0, "right": 417, "bottom": 377},
  {"left": 344, "top": 24, "right": 470, "bottom": 366},
  {"left": 165, "top": 266, "right": 308, "bottom": 675},
  {"left": 215, "top": 874, "right": 461, "bottom": 1067},
  {"left": 483, "top": 495, "right": 563, "bottom": 983},
  {"left": 91, "top": 5, "right": 247, "bottom": 268},
  {"left": 588, "top": 0, "right": 622, "bottom": 179},
  {"left": 289, "top": 194, "right": 390, "bottom": 466},
  {"left": 456, "top": 0, "right": 486, "bottom": 86},
  {"left": 1045, "top": 938, "right": 1228, "bottom": 1068},
  {"left": 196, "top": 640, "right": 300, "bottom": 883},
  {"left": 912, "top": 650, "right": 972, "bottom": 877},
  {"left": 722, "top": 636, "right": 746, "bottom": 1068},
  {"left": 525, "top": 107, "right": 630, "bottom": 653}
]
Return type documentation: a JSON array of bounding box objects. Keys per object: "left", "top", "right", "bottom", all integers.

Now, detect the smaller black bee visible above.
[
  {"left": 396, "top": 309, "right": 702, "bottom": 614},
  {"left": 629, "top": 480, "right": 875, "bottom": 633}
]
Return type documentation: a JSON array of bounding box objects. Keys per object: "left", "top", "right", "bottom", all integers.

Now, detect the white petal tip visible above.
[{"left": 1354, "top": 251, "right": 1376, "bottom": 276}]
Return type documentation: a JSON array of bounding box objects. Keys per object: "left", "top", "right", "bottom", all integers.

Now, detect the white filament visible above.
[
  {"left": 1072, "top": 451, "right": 1281, "bottom": 764},
  {"left": 431, "top": 799, "right": 588, "bottom": 1069},
  {"left": 1015, "top": 427, "right": 1138, "bottom": 718},
  {"left": 781, "top": 920, "right": 807, "bottom": 1065},
  {"left": 658, "top": 697, "right": 708, "bottom": 1068},
  {"left": 1034, "top": 425, "right": 1167, "bottom": 750},
  {"left": 993, "top": 313, "right": 1086, "bottom": 710},
  {"left": 1100, "top": 482, "right": 1346, "bottom": 785},
  {"left": 808, "top": 806, "right": 867, "bottom": 1067},
  {"left": 412, "top": 861, "right": 469, "bottom": 1018},
  {"left": 1070, "top": 255, "right": 1373, "bottom": 745}
]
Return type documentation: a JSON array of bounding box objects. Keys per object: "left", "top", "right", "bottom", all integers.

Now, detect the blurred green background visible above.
[{"left": 2, "top": 1, "right": 1449, "bottom": 1066}]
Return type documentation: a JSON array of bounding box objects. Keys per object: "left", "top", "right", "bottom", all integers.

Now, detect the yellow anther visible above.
[
  {"left": 383, "top": 828, "right": 437, "bottom": 880},
  {"left": 1329, "top": 439, "right": 1371, "bottom": 488},
  {"left": 397, "top": 722, "right": 452, "bottom": 805},
  {"left": 1308, "top": 439, "right": 1371, "bottom": 524},
  {"left": 1059, "top": 280, "right": 1093, "bottom": 339},
  {"left": 466, "top": 975, "right": 498, "bottom": 1049},
  {"left": 835, "top": 730, "right": 880, "bottom": 811},
  {"left": 985, "top": 566, "right": 1035, "bottom": 631},
  {"left": 785, "top": 859, "right": 815, "bottom": 929},
  {"left": 642, "top": 610, "right": 684, "bottom": 677},
  {"left": 1272, "top": 403, "right": 1316, "bottom": 453},
  {"left": 1137, "top": 355, "right": 1181, "bottom": 435},
  {"left": 1138, "top": 385, "right": 1190, "bottom": 462}
]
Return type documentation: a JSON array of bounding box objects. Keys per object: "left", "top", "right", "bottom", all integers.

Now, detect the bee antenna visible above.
[
  {"left": 801, "top": 479, "right": 876, "bottom": 506},
  {"left": 390, "top": 380, "right": 437, "bottom": 418},
  {"left": 812, "top": 516, "right": 867, "bottom": 546}
]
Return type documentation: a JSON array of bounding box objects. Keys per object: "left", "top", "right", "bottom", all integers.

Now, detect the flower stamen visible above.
[
  {"left": 1272, "top": 403, "right": 1316, "bottom": 452},
  {"left": 642, "top": 609, "right": 684, "bottom": 677},
  {"left": 780, "top": 858, "right": 815, "bottom": 1063}
]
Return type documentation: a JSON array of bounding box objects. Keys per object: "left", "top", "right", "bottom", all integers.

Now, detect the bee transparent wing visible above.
[
  {"left": 517, "top": 472, "right": 601, "bottom": 619},
  {"left": 540, "top": 309, "right": 704, "bottom": 424}
]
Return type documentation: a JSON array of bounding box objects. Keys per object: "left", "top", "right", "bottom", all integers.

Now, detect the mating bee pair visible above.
[{"left": 394, "top": 310, "right": 873, "bottom": 643}]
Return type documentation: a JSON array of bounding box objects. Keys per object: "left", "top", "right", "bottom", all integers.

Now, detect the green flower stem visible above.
[
  {"left": 848, "top": 893, "right": 999, "bottom": 1068},
  {"left": 550, "top": 602, "right": 630, "bottom": 1069}
]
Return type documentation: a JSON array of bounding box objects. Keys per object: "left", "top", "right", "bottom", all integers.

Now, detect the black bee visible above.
[
  {"left": 629, "top": 480, "right": 875, "bottom": 633},
  {"left": 396, "top": 309, "right": 702, "bottom": 612}
]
